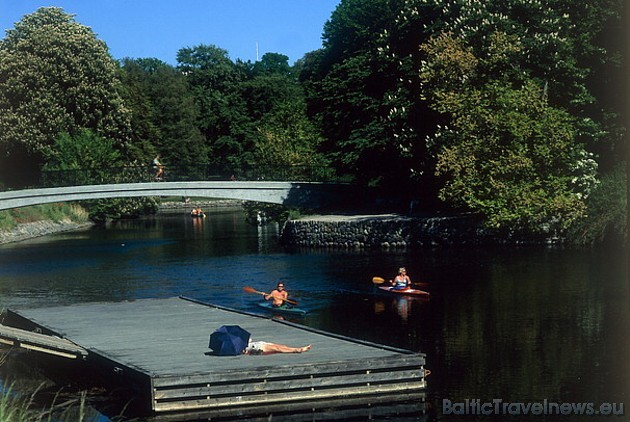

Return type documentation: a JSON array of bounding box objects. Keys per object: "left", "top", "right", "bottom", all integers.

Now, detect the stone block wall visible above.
[{"left": 280, "top": 215, "right": 557, "bottom": 248}]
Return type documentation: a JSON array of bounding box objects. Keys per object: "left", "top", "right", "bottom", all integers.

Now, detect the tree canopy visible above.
[
  {"left": 0, "top": 7, "right": 131, "bottom": 183},
  {"left": 421, "top": 33, "right": 597, "bottom": 231},
  {"left": 119, "top": 57, "right": 207, "bottom": 165},
  {"left": 300, "top": 0, "right": 624, "bottom": 234}
]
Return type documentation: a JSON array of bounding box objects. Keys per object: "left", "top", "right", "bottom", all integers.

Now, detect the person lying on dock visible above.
[
  {"left": 244, "top": 340, "right": 312, "bottom": 355},
  {"left": 264, "top": 282, "right": 289, "bottom": 307}
]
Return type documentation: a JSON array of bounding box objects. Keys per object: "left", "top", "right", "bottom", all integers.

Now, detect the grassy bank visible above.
[{"left": 0, "top": 204, "right": 90, "bottom": 231}]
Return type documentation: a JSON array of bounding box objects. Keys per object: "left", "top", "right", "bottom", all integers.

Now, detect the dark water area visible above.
[{"left": 0, "top": 207, "right": 628, "bottom": 421}]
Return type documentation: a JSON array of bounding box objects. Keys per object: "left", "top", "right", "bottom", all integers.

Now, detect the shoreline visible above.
[
  {"left": 0, "top": 220, "right": 94, "bottom": 245},
  {"left": 0, "top": 209, "right": 560, "bottom": 248},
  {"left": 0, "top": 200, "right": 242, "bottom": 245}
]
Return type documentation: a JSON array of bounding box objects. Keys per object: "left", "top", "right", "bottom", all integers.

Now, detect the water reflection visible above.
[
  {"left": 426, "top": 247, "right": 629, "bottom": 422},
  {"left": 0, "top": 208, "right": 627, "bottom": 421}
]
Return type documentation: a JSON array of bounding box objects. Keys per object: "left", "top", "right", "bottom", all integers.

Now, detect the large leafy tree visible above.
[
  {"left": 44, "top": 129, "right": 122, "bottom": 171},
  {"left": 239, "top": 74, "right": 303, "bottom": 122},
  {"left": 254, "top": 100, "right": 328, "bottom": 170},
  {"left": 177, "top": 44, "right": 254, "bottom": 167},
  {"left": 178, "top": 46, "right": 325, "bottom": 178},
  {"left": 244, "top": 57, "right": 327, "bottom": 173},
  {"left": 301, "top": 0, "right": 439, "bottom": 200},
  {"left": 119, "top": 58, "right": 208, "bottom": 166},
  {"left": 410, "top": 0, "right": 624, "bottom": 233},
  {"left": 42, "top": 129, "right": 158, "bottom": 222},
  {"left": 303, "top": 0, "right": 623, "bottom": 225},
  {"left": 252, "top": 52, "right": 293, "bottom": 77},
  {"left": 0, "top": 7, "right": 131, "bottom": 185},
  {"left": 421, "top": 33, "right": 597, "bottom": 232},
  {"left": 43, "top": 129, "right": 122, "bottom": 186},
  {"left": 413, "top": 0, "right": 625, "bottom": 170}
]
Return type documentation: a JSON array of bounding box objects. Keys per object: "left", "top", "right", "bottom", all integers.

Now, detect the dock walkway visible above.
[{"left": 1, "top": 296, "right": 426, "bottom": 417}]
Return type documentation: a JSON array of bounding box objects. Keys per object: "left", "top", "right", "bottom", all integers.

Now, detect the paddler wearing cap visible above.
[{"left": 390, "top": 267, "right": 411, "bottom": 290}]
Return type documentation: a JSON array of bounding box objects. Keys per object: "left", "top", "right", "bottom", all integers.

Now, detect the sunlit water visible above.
[{"left": 0, "top": 207, "right": 628, "bottom": 420}]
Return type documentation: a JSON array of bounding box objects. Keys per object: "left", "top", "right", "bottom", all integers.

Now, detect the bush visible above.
[{"left": 568, "top": 163, "right": 627, "bottom": 245}]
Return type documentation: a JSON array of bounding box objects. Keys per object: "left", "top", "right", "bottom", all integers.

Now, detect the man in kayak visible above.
[
  {"left": 264, "top": 282, "right": 289, "bottom": 307},
  {"left": 390, "top": 267, "right": 411, "bottom": 290}
]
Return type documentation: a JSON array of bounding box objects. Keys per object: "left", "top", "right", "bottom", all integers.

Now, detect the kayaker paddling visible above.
[
  {"left": 390, "top": 267, "right": 411, "bottom": 290},
  {"left": 264, "top": 282, "right": 289, "bottom": 307}
]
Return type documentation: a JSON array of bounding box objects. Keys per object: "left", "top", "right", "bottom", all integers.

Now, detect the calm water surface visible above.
[{"left": 0, "top": 207, "right": 628, "bottom": 420}]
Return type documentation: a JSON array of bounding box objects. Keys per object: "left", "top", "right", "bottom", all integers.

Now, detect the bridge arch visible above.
[{"left": 0, "top": 181, "right": 355, "bottom": 211}]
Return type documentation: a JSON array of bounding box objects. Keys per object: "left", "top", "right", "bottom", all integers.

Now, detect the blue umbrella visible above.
[{"left": 209, "top": 325, "right": 251, "bottom": 356}]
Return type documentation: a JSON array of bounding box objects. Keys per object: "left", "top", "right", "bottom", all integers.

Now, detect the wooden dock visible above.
[{"left": 1, "top": 296, "right": 427, "bottom": 418}]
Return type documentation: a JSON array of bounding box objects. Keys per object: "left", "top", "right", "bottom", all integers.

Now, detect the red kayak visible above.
[{"left": 378, "top": 286, "right": 430, "bottom": 297}]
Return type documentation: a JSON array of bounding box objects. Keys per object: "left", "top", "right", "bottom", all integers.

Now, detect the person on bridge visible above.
[
  {"left": 153, "top": 155, "right": 164, "bottom": 180},
  {"left": 264, "top": 282, "right": 289, "bottom": 308},
  {"left": 389, "top": 267, "right": 411, "bottom": 290}
]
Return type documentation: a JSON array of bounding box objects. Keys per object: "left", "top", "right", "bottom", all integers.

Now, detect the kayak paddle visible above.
[
  {"left": 372, "top": 276, "right": 386, "bottom": 284},
  {"left": 243, "top": 286, "right": 299, "bottom": 305}
]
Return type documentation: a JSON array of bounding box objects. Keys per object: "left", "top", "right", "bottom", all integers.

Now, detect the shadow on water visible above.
[{"left": 0, "top": 207, "right": 628, "bottom": 420}]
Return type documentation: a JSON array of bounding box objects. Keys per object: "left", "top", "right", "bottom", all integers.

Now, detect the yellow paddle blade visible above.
[{"left": 372, "top": 277, "right": 386, "bottom": 284}]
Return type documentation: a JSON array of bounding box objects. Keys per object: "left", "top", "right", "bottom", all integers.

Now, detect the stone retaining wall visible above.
[{"left": 280, "top": 214, "right": 557, "bottom": 248}]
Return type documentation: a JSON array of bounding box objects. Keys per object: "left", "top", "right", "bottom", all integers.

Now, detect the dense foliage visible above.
[
  {"left": 301, "top": 0, "right": 624, "bottom": 239},
  {"left": 568, "top": 163, "right": 627, "bottom": 245},
  {"left": 301, "top": 0, "right": 436, "bottom": 197},
  {"left": 0, "top": 7, "right": 131, "bottom": 186},
  {"left": 420, "top": 32, "right": 598, "bottom": 232},
  {"left": 0, "top": 3, "right": 625, "bottom": 243},
  {"left": 42, "top": 129, "right": 158, "bottom": 222},
  {"left": 119, "top": 57, "right": 207, "bottom": 165}
]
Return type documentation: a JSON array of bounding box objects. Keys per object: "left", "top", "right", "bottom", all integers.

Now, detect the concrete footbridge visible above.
[{"left": 0, "top": 181, "right": 356, "bottom": 211}]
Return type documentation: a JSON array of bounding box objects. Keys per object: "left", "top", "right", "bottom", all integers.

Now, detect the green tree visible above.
[
  {"left": 414, "top": 0, "right": 625, "bottom": 170},
  {"left": 0, "top": 7, "right": 131, "bottom": 185},
  {"left": 239, "top": 74, "right": 303, "bottom": 122},
  {"left": 177, "top": 44, "right": 254, "bottom": 167},
  {"left": 42, "top": 129, "right": 121, "bottom": 185},
  {"left": 301, "top": 0, "right": 437, "bottom": 200},
  {"left": 252, "top": 52, "right": 292, "bottom": 77},
  {"left": 119, "top": 58, "right": 208, "bottom": 166},
  {"left": 117, "top": 58, "right": 162, "bottom": 161},
  {"left": 44, "top": 129, "right": 121, "bottom": 170},
  {"left": 420, "top": 32, "right": 597, "bottom": 232},
  {"left": 43, "top": 129, "right": 157, "bottom": 221},
  {"left": 177, "top": 45, "right": 326, "bottom": 178},
  {"left": 302, "top": 0, "right": 623, "bottom": 212},
  {"left": 569, "top": 164, "right": 627, "bottom": 245},
  {"left": 254, "top": 100, "right": 328, "bottom": 171}
]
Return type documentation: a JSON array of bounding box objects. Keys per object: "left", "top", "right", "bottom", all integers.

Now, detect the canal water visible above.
[{"left": 0, "top": 207, "right": 628, "bottom": 421}]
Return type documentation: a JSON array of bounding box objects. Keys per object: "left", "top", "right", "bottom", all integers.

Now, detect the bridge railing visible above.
[{"left": 21, "top": 163, "right": 352, "bottom": 189}]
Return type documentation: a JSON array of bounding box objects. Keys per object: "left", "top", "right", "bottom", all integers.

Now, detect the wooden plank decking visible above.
[
  {"left": 0, "top": 323, "right": 87, "bottom": 359},
  {"left": 2, "top": 296, "right": 427, "bottom": 417}
]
